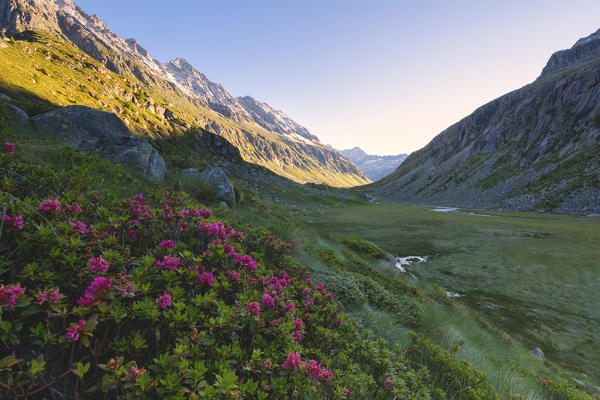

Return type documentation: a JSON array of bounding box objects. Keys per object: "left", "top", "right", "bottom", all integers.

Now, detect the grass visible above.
[{"left": 293, "top": 202, "right": 600, "bottom": 393}]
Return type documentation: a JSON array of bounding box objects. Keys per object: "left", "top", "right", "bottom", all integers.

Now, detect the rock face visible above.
[
  {"left": 341, "top": 147, "right": 407, "bottom": 181},
  {"left": 30, "top": 106, "right": 166, "bottom": 179},
  {"left": 198, "top": 167, "right": 236, "bottom": 208},
  {"left": 237, "top": 96, "right": 319, "bottom": 141},
  {"left": 0, "top": 0, "right": 368, "bottom": 187},
  {"left": 370, "top": 28, "right": 600, "bottom": 215}
]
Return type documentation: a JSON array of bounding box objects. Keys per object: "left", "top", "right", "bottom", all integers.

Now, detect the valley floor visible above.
[{"left": 290, "top": 201, "right": 600, "bottom": 393}]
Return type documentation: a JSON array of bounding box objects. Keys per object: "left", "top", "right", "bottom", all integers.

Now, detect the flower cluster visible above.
[
  {"left": 66, "top": 319, "right": 85, "bottom": 341},
  {"left": 89, "top": 256, "right": 109, "bottom": 274},
  {"left": 3, "top": 214, "right": 23, "bottom": 229},
  {"left": 38, "top": 289, "right": 63, "bottom": 305},
  {"left": 37, "top": 199, "right": 61, "bottom": 213},
  {"left": 0, "top": 284, "right": 25, "bottom": 308},
  {"left": 282, "top": 353, "right": 333, "bottom": 382},
  {"left": 3, "top": 142, "right": 14, "bottom": 155},
  {"left": 155, "top": 255, "right": 182, "bottom": 271}
]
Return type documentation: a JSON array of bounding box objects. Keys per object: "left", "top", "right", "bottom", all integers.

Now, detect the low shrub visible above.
[{"left": 341, "top": 237, "right": 386, "bottom": 259}]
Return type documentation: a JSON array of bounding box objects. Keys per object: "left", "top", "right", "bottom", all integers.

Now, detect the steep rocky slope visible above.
[
  {"left": 370, "top": 28, "right": 600, "bottom": 214},
  {"left": 0, "top": 0, "right": 368, "bottom": 186},
  {"left": 341, "top": 147, "right": 407, "bottom": 181}
]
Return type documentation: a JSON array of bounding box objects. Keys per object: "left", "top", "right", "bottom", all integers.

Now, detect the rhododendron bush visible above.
[{"left": 0, "top": 146, "right": 432, "bottom": 399}]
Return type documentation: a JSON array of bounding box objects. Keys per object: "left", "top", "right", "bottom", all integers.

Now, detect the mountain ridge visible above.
[
  {"left": 0, "top": 0, "right": 368, "bottom": 187},
  {"left": 341, "top": 147, "right": 407, "bottom": 181},
  {"left": 369, "top": 28, "right": 600, "bottom": 214}
]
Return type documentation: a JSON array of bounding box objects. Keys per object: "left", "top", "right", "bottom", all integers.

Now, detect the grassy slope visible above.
[
  {"left": 0, "top": 32, "right": 369, "bottom": 187},
  {"left": 292, "top": 202, "right": 600, "bottom": 392}
]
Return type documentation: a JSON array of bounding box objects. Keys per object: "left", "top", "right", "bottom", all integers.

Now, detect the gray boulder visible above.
[
  {"left": 30, "top": 105, "right": 166, "bottom": 179},
  {"left": 7, "top": 105, "right": 29, "bottom": 123},
  {"left": 198, "top": 167, "right": 236, "bottom": 208},
  {"left": 530, "top": 348, "right": 545, "bottom": 361}
]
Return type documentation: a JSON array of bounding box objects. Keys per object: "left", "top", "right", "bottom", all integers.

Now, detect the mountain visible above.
[
  {"left": 0, "top": 0, "right": 369, "bottom": 187},
  {"left": 341, "top": 147, "right": 407, "bottom": 181},
  {"left": 369, "top": 28, "right": 600, "bottom": 215}
]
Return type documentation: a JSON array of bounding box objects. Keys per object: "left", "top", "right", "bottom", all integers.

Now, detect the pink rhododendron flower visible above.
[
  {"left": 0, "top": 284, "right": 25, "bottom": 308},
  {"left": 293, "top": 318, "right": 303, "bottom": 329},
  {"left": 37, "top": 291, "right": 47, "bottom": 305},
  {"left": 246, "top": 301, "right": 260, "bottom": 317},
  {"left": 85, "top": 277, "right": 112, "bottom": 296},
  {"left": 305, "top": 276, "right": 312, "bottom": 285},
  {"left": 66, "top": 202, "right": 82, "bottom": 215},
  {"left": 159, "top": 240, "right": 176, "bottom": 249},
  {"left": 198, "top": 272, "right": 215, "bottom": 286},
  {"left": 49, "top": 289, "right": 62, "bottom": 303},
  {"left": 285, "top": 243, "right": 292, "bottom": 248},
  {"left": 66, "top": 319, "right": 85, "bottom": 341},
  {"left": 293, "top": 330, "right": 302, "bottom": 342},
  {"left": 88, "top": 256, "right": 109, "bottom": 274},
  {"left": 3, "top": 214, "right": 24, "bottom": 229},
  {"left": 282, "top": 352, "right": 303, "bottom": 369},
  {"left": 37, "top": 199, "right": 61, "bottom": 213},
  {"left": 325, "top": 293, "right": 333, "bottom": 300},
  {"left": 69, "top": 220, "right": 90, "bottom": 234},
  {"left": 157, "top": 291, "right": 172, "bottom": 308},
  {"left": 155, "top": 255, "right": 182, "bottom": 271},
  {"left": 336, "top": 319, "right": 343, "bottom": 325},
  {"left": 227, "top": 270, "right": 240, "bottom": 280},
  {"left": 285, "top": 301, "right": 295, "bottom": 314},
  {"left": 119, "top": 284, "right": 136, "bottom": 296},
  {"left": 320, "top": 369, "right": 333, "bottom": 382},
  {"left": 262, "top": 293, "right": 275, "bottom": 309},
  {"left": 235, "top": 254, "right": 257, "bottom": 271},
  {"left": 316, "top": 283, "right": 325, "bottom": 294},
  {"left": 385, "top": 377, "right": 392, "bottom": 387},
  {"left": 223, "top": 244, "right": 235, "bottom": 255},
  {"left": 302, "top": 288, "right": 311, "bottom": 296},
  {"left": 127, "top": 229, "right": 136, "bottom": 239},
  {"left": 3, "top": 142, "right": 15, "bottom": 154},
  {"left": 77, "top": 293, "right": 98, "bottom": 307}
]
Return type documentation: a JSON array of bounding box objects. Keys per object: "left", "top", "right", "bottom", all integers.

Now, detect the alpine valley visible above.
[{"left": 1, "top": 1, "right": 600, "bottom": 399}]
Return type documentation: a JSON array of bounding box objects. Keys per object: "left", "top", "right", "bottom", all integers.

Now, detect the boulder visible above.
[
  {"left": 7, "top": 105, "right": 29, "bottom": 123},
  {"left": 30, "top": 105, "right": 166, "bottom": 179},
  {"left": 198, "top": 167, "right": 236, "bottom": 208},
  {"left": 530, "top": 348, "right": 545, "bottom": 361},
  {"left": 0, "top": 93, "right": 12, "bottom": 101}
]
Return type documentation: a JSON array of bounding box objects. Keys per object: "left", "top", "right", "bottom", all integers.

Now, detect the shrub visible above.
[
  {"left": 341, "top": 237, "right": 386, "bottom": 259},
  {"left": 0, "top": 146, "right": 436, "bottom": 399}
]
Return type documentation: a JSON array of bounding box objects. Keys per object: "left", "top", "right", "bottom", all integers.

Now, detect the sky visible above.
[{"left": 74, "top": 0, "right": 600, "bottom": 155}]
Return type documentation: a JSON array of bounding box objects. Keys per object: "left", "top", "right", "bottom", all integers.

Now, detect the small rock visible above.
[
  {"left": 530, "top": 348, "right": 545, "bottom": 361},
  {"left": 198, "top": 167, "right": 236, "bottom": 208}
]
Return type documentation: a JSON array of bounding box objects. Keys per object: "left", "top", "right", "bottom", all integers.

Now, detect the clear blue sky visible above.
[{"left": 75, "top": 0, "right": 600, "bottom": 155}]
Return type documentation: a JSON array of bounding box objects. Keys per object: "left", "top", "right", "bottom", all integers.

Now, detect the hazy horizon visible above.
[{"left": 74, "top": 0, "right": 600, "bottom": 155}]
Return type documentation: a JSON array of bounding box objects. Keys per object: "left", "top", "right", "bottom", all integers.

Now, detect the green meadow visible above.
[{"left": 293, "top": 201, "right": 600, "bottom": 394}]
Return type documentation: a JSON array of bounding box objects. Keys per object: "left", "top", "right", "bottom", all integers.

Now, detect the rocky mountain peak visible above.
[{"left": 540, "top": 27, "right": 600, "bottom": 78}]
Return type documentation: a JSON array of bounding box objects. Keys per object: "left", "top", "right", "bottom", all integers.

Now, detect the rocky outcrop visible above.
[
  {"left": 237, "top": 96, "right": 319, "bottom": 141},
  {"left": 31, "top": 105, "right": 166, "bottom": 179},
  {"left": 541, "top": 28, "right": 600, "bottom": 78},
  {"left": 341, "top": 147, "right": 407, "bottom": 181},
  {"left": 198, "top": 167, "right": 236, "bottom": 208},
  {"left": 370, "top": 28, "right": 600, "bottom": 214}
]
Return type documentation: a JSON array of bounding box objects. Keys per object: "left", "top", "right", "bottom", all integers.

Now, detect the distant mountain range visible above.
[
  {"left": 369, "top": 28, "right": 600, "bottom": 214},
  {"left": 341, "top": 147, "right": 407, "bottom": 181},
  {"left": 0, "top": 0, "right": 369, "bottom": 187}
]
